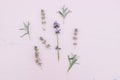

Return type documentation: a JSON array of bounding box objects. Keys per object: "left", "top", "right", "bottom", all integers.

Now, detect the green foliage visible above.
[
  {"left": 58, "top": 5, "right": 71, "bottom": 20},
  {"left": 67, "top": 53, "right": 79, "bottom": 72},
  {"left": 20, "top": 21, "right": 30, "bottom": 39}
]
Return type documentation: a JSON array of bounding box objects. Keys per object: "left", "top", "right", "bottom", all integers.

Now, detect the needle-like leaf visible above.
[
  {"left": 57, "top": 5, "right": 71, "bottom": 23},
  {"left": 67, "top": 54, "right": 79, "bottom": 72},
  {"left": 20, "top": 21, "right": 30, "bottom": 39}
]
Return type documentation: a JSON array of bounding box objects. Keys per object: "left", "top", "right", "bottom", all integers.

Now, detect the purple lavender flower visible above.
[
  {"left": 53, "top": 21, "right": 61, "bottom": 61},
  {"left": 53, "top": 21, "right": 60, "bottom": 28},
  {"left": 55, "top": 29, "right": 61, "bottom": 34}
]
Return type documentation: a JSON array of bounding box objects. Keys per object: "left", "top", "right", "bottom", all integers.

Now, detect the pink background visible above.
[{"left": 0, "top": 0, "right": 120, "bottom": 80}]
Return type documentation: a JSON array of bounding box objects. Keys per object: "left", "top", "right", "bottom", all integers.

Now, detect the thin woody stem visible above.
[{"left": 56, "top": 33, "right": 60, "bottom": 61}]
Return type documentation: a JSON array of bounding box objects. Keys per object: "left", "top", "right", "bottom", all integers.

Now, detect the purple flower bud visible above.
[
  {"left": 55, "top": 29, "right": 61, "bottom": 34},
  {"left": 53, "top": 21, "right": 60, "bottom": 28}
]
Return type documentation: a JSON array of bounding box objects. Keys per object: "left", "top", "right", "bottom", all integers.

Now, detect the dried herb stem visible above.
[
  {"left": 34, "top": 46, "right": 42, "bottom": 68},
  {"left": 56, "top": 33, "right": 60, "bottom": 61},
  {"left": 39, "top": 37, "right": 51, "bottom": 48},
  {"left": 41, "top": 9, "right": 46, "bottom": 31},
  {"left": 58, "top": 5, "right": 71, "bottom": 23},
  {"left": 73, "top": 28, "right": 79, "bottom": 46}
]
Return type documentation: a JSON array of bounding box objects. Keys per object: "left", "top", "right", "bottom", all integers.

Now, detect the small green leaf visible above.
[
  {"left": 57, "top": 5, "right": 71, "bottom": 21},
  {"left": 58, "top": 11, "right": 64, "bottom": 17},
  {"left": 20, "top": 33, "right": 28, "bottom": 38},
  {"left": 67, "top": 54, "right": 79, "bottom": 72},
  {"left": 20, "top": 21, "right": 30, "bottom": 39}
]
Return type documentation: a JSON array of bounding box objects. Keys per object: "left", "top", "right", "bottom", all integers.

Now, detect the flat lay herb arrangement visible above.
[
  {"left": 18, "top": 2, "right": 119, "bottom": 80},
  {"left": 20, "top": 4, "right": 79, "bottom": 73}
]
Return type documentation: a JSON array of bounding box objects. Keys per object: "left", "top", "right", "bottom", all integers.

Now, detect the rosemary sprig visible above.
[
  {"left": 58, "top": 5, "right": 71, "bottom": 23},
  {"left": 53, "top": 21, "right": 61, "bottom": 61},
  {"left": 67, "top": 53, "right": 79, "bottom": 72},
  {"left": 34, "top": 46, "right": 42, "bottom": 67},
  {"left": 20, "top": 21, "right": 30, "bottom": 39}
]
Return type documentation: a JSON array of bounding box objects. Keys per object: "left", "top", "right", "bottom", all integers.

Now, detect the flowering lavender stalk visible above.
[
  {"left": 53, "top": 21, "right": 61, "bottom": 61},
  {"left": 67, "top": 53, "right": 79, "bottom": 72},
  {"left": 20, "top": 21, "right": 30, "bottom": 39}
]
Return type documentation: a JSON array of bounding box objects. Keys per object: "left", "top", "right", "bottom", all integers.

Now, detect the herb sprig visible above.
[
  {"left": 67, "top": 53, "right": 79, "bottom": 72},
  {"left": 53, "top": 21, "right": 61, "bottom": 61},
  {"left": 58, "top": 5, "right": 71, "bottom": 23},
  {"left": 73, "top": 28, "right": 79, "bottom": 46},
  {"left": 39, "top": 36, "right": 51, "bottom": 48},
  {"left": 34, "top": 46, "right": 42, "bottom": 68},
  {"left": 41, "top": 9, "right": 46, "bottom": 31},
  {"left": 20, "top": 21, "right": 30, "bottom": 39}
]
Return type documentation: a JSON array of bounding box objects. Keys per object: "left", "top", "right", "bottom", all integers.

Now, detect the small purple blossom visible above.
[
  {"left": 55, "top": 29, "right": 61, "bottom": 34},
  {"left": 53, "top": 21, "right": 60, "bottom": 28}
]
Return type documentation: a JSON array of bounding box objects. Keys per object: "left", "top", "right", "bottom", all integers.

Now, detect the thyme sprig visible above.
[
  {"left": 39, "top": 36, "right": 51, "bottom": 48},
  {"left": 34, "top": 46, "right": 42, "bottom": 67},
  {"left": 67, "top": 53, "right": 79, "bottom": 72},
  {"left": 73, "top": 28, "right": 79, "bottom": 46},
  {"left": 41, "top": 9, "right": 46, "bottom": 31},
  {"left": 20, "top": 21, "right": 30, "bottom": 39},
  {"left": 58, "top": 5, "right": 71, "bottom": 23}
]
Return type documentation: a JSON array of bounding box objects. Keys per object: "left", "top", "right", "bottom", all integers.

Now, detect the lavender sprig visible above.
[
  {"left": 53, "top": 21, "right": 61, "bottom": 61},
  {"left": 20, "top": 21, "right": 30, "bottom": 39},
  {"left": 34, "top": 46, "right": 42, "bottom": 67},
  {"left": 58, "top": 5, "right": 71, "bottom": 23},
  {"left": 73, "top": 28, "right": 79, "bottom": 46},
  {"left": 67, "top": 53, "right": 79, "bottom": 72},
  {"left": 41, "top": 9, "right": 46, "bottom": 31}
]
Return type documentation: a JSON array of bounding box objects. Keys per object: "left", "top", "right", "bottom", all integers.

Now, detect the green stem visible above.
[
  {"left": 28, "top": 31, "right": 31, "bottom": 40},
  {"left": 67, "top": 59, "right": 77, "bottom": 72},
  {"left": 28, "top": 33, "right": 30, "bottom": 40},
  {"left": 56, "top": 34, "right": 60, "bottom": 61}
]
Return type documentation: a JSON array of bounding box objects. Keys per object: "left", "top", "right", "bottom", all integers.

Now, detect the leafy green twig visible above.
[
  {"left": 58, "top": 5, "right": 71, "bottom": 23},
  {"left": 20, "top": 21, "right": 30, "bottom": 39},
  {"left": 67, "top": 53, "right": 79, "bottom": 72}
]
